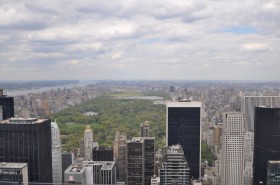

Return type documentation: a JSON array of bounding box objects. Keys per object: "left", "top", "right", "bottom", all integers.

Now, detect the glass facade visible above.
[
  {"left": 0, "top": 119, "right": 52, "bottom": 183},
  {"left": 0, "top": 96, "right": 14, "bottom": 120},
  {"left": 253, "top": 107, "right": 280, "bottom": 185},
  {"left": 126, "top": 137, "right": 155, "bottom": 185},
  {"left": 167, "top": 105, "right": 201, "bottom": 179}
]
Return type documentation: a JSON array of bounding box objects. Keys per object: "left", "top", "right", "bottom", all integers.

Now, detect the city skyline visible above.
[{"left": 0, "top": 0, "right": 279, "bottom": 81}]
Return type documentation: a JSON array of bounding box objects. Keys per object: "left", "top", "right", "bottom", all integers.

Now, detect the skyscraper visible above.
[
  {"left": 220, "top": 112, "right": 245, "bottom": 185},
  {"left": 114, "top": 131, "right": 127, "bottom": 182},
  {"left": 84, "top": 126, "right": 93, "bottom": 161},
  {"left": 243, "top": 131, "right": 254, "bottom": 185},
  {"left": 241, "top": 96, "right": 280, "bottom": 131},
  {"left": 140, "top": 121, "right": 149, "bottom": 137},
  {"left": 166, "top": 101, "right": 201, "bottom": 179},
  {"left": 126, "top": 137, "right": 155, "bottom": 185},
  {"left": 62, "top": 152, "right": 74, "bottom": 182},
  {"left": 160, "top": 144, "right": 190, "bottom": 185},
  {"left": 92, "top": 146, "right": 113, "bottom": 161},
  {"left": 0, "top": 90, "right": 14, "bottom": 120},
  {"left": 51, "top": 121, "right": 62, "bottom": 183},
  {"left": 253, "top": 107, "right": 280, "bottom": 185},
  {"left": 0, "top": 118, "right": 52, "bottom": 183}
]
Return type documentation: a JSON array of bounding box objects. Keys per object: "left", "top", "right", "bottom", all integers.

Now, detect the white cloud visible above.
[
  {"left": 243, "top": 43, "right": 269, "bottom": 51},
  {"left": 0, "top": 0, "right": 279, "bottom": 80}
]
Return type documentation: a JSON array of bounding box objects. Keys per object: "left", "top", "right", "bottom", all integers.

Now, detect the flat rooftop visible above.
[
  {"left": 65, "top": 163, "right": 85, "bottom": 173},
  {"left": 127, "top": 137, "right": 155, "bottom": 143},
  {"left": 0, "top": 118, "right": 48, "bottom": 124},
  {"left": 166, "top": 101, "right": 201, "bottom": 108},
  {"left": 0, "top": 162, "right": 27, "bottom": 169},
  {"left": 268, "top": 161, "right": 280, "bottom": 164},
  {"left": 83, "top": 161, "right": 115, "bottom": 170}
]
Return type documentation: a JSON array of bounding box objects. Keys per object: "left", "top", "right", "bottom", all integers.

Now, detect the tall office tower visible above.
[
  {"left": 166, "top": 101, "right": 201, "bottom": 179},
  {"left": 243, "top": 131, "right": 254, "bottom": 185},
  {"left": 213, "top": 124, "right": 222, "bottom": 145},
  {"left": 267, "top": 161, "right": 280, "bottom": 185},
  {"left": 0, "top": 89, "right": 14, "bottom": 120},
  {"left": 84, "top": 126, "right": 93, "bottom": 161},
  {"left": 114, "top": 131, "right": 120, "bottom": 161},
  {"left": 92, "top": 146, "right": 113, "bottom": 161},
  {"left": 0, "top": 118, "right": 52, "bottom": 183},
  {"left": 244, "top": 162, "right": 253, "bottom": 185},
  {"left": 114, "top": 131, "right": 127, "bottom": 181},
  {"left": 51, "top": 121, "right": 62, "bottom": 183},
  {"left": 0, "top": 162, "right": 28, "bottom": 183},
  {"left": 140, "top": 121, "right": 149, "bottom": 137},
  {"left": 62, "top": 152, "right": 74, "bottom": 182},
  {"left": 241, "top": 96, "right": 280, "bottom": 131},
  {"left": 160, "top": 144, "right": 190, "bottom": 185},
  {"left": 253, "top": 107, "right": 280, "bottom": 185},
  {"left": 220, "top": 112, "right": 245, "bottom": 185},
  {"left": 126, "top": 137, "right": 155, "bottom": 185}
]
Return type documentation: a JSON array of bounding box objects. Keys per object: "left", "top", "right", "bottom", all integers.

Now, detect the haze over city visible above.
[{"left": 0, "top": 0, "right": 279, "bottom": 81}]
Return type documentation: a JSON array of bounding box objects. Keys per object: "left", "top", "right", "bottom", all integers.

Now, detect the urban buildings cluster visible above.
[
  {"left": 1, "top": 81, "right": 280, "bottom": 185},
  {"left": 13, "top": 85, "right": 109, "bottom": 118}
]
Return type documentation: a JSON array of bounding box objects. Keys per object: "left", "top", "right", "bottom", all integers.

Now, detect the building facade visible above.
[
  {"left": 92, "top": 146, "right": 113, "bottom": 161},
  {"left": 62, "top": 152, "right": 74, "bottom": 182},
  {"left": 140, "top": 121, "right": 149, "bottom": 137},
  {"left": 51, "top": 121, "right": 62, "bottom": 183},
  {"left": 84, "top": 161, "right": 116, "bottom": 185},
  {"left": 84, "top": 126, "right": 93, "bottom": 161},
  {"left": 267, "top": 161, "right": 280, "bottom": 185},
  {"left": 160, "top": 145, "right": 190, "bottom": 185},
  {"left": 253, "top": 107, "right": 280, "bottom": 185},
  {"left": 0, "top": 162, "right": 28, "bottom": 183},
  {"left": 64, "top": 163, "right": 87, "bottom": 185},
  {"left": 241, "top": 96, "right": 280, "bottom": 131},
  {"left": 220, "top": 112, "right": 245, "bottom": 185},
  {"left": 114, "top": 131, "right": 127, "bottom": 181},
  {"left": 166, "top": 101, "right": 201, "bottom": 179},
  {"left": 0, "top": 91, "right": 14, "bottom": 120},
  {"left": 0, "top": 118, "right": 52, "bottom": 183},
  {"left": 126, "top": 137, "right": 155, "bottom": 185}
]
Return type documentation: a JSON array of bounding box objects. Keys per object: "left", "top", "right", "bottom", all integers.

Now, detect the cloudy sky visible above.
[{"left": 0, "top": 0, "right": 279, "bottom": 81}]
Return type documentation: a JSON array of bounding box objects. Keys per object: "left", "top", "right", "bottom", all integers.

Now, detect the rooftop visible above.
[
  {"left": 166, "top": 101, "right": 201, "bottom": 108},
  {"left": 0, "top": 162, "right": 27, "bottom": 169},
  {"left": 65, "top": 163, "right": 85, "bottom": 173},
  {"left": 83, "top": 161, "right": 115, "bottom": 170},
  {"left": 127, "top": 137, "right": 155, "bottom": 143},
  {"left": 268, "top": 160, "right": 280, "bottom": 164},
  {"left": 0, "top": 118, "right": 48, "bottom": 124}
]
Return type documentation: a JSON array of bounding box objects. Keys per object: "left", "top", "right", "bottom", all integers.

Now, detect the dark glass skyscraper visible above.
[
  {"left": 126, "top": 137, "right": 155, "bottom": 185},
  {"left": 0, "top": 90, "right": 14, "bottom": 120},
  {"left": 0, "top": 118, "right": 53, "bottom": 183},
  {"left": 253, "top": 107, "right": 280, "bottom": 185},
  {"left": 166, "top": 101, "right": 201, "bottom": 179},
  {"left": 92, "top": 146, "right": 113, "bottom": 161}
]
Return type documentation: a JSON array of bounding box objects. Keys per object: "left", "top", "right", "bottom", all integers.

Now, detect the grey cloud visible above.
[{"left": 0, "top": 0, "right": 279, "bottom": 80}]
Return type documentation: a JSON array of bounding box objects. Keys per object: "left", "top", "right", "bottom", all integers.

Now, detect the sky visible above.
[{"left": 0, "top": 0, "right": 279, "bottom": 81}]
